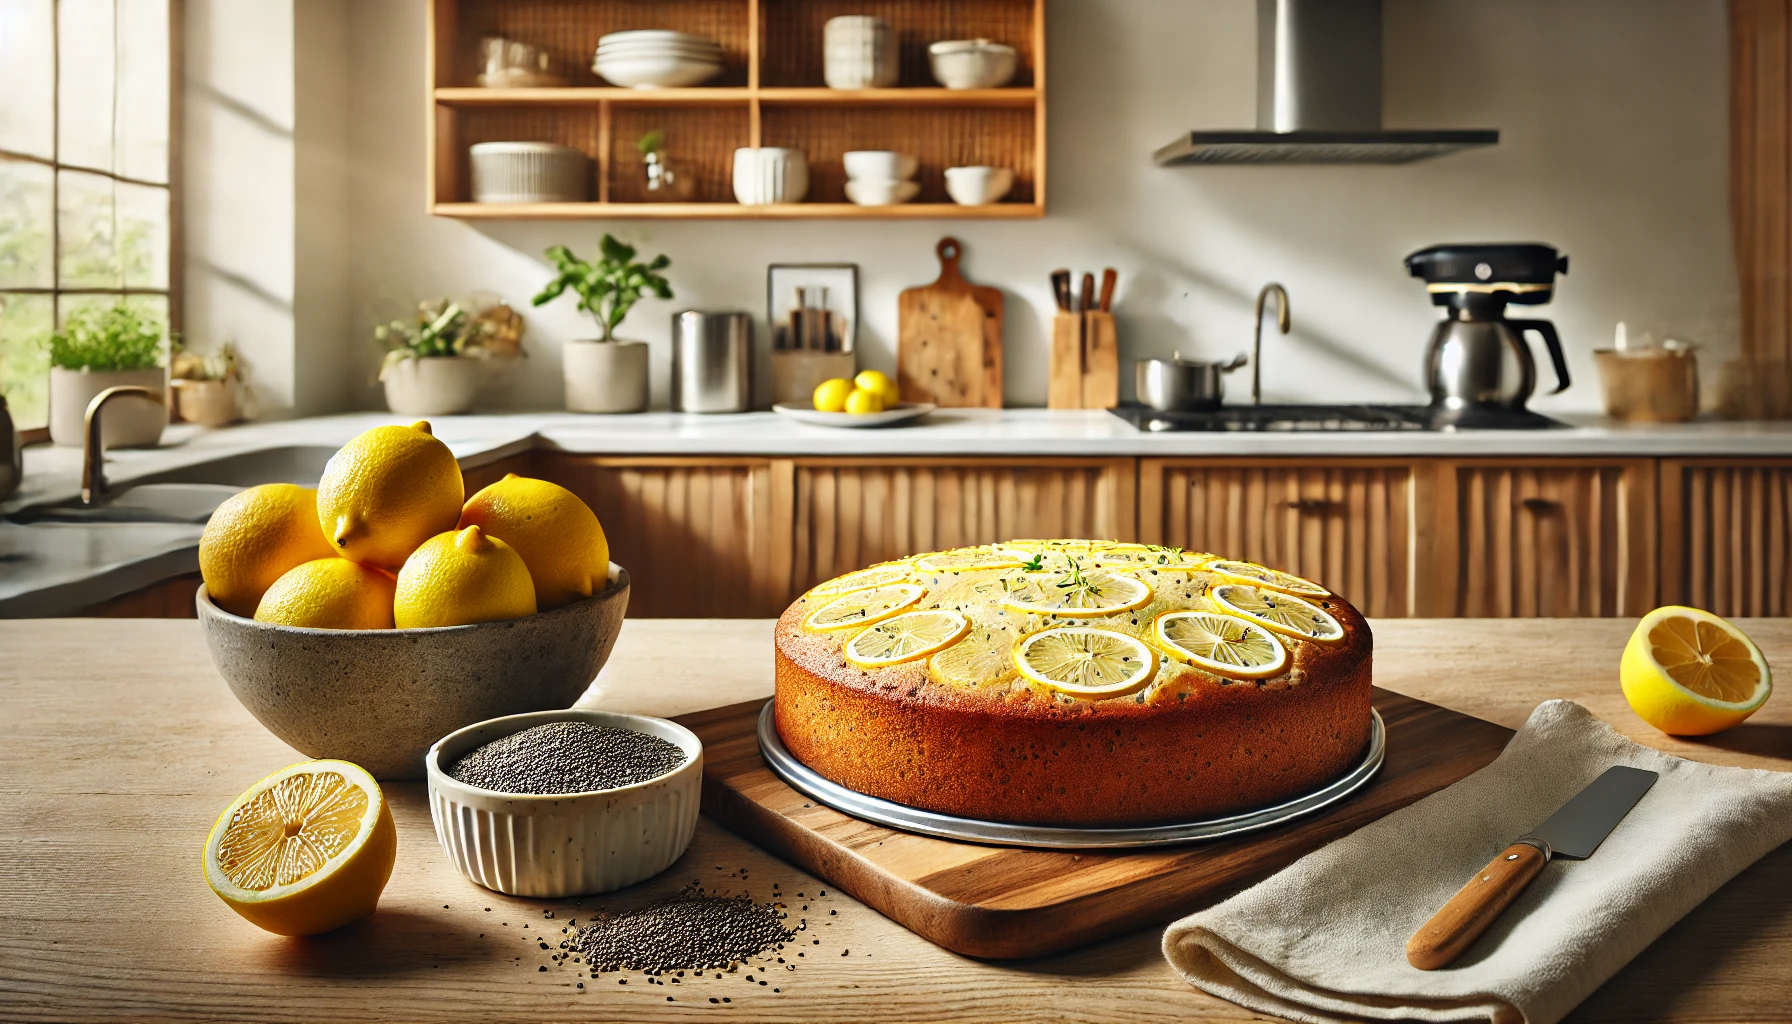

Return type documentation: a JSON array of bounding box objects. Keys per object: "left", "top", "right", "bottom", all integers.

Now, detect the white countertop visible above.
[{"left": 5, "top": 408, "right": 1789, "bottom": 617}]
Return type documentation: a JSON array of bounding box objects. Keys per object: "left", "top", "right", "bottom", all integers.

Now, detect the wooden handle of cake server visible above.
[{"left": 1405, "top": 842, "right": 1548, "bottom": 970}]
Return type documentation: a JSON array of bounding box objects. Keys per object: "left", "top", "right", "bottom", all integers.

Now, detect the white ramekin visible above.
[{"left": 426, "top": 709, "right": 702, "bottom": 897}]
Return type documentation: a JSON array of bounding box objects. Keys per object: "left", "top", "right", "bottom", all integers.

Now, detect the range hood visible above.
[{"left": 1154, "top": 0, "right": 1498, "bottom": 166}]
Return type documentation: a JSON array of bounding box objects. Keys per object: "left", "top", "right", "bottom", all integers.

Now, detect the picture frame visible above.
[{"left": 767, "top": 264, "right": 858, "bottom": 354}]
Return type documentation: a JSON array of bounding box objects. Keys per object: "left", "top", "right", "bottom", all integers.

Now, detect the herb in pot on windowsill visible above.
[
  {"left": 47, "top": 303, "right": 171, "bottom": 448},
  {"left": 374, "top": 299, "right": 525, "bottom": 417},
  {"left": 533, "top": 235, "right": 673, "bottom": 414}
]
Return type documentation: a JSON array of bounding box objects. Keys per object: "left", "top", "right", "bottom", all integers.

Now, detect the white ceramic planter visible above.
[
  {"left": 172, "top": 378, "right": 240, "bottom": 427},
  {"left": 564, "top": 339, "right": 649, "bottom": 413},
  {"left": 48, "top": 366, "right": 168, "bottom": 447},
  {"left": 426, "top": 708, "right": 703, "bottom": 897},
  {"left": 382, "top": 355, "right": 483, "bottom": 416}
]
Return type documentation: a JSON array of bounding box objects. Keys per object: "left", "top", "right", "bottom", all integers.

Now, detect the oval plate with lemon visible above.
[{"left": 774, "top": 369, "right": 935, "bottom": 428}]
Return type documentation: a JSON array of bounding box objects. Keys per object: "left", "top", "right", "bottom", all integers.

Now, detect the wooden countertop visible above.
[{"left": 2, "top": 618, "right": 1788, "bottom": 1023}]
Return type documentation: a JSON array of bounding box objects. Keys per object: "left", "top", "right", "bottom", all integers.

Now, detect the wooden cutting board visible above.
[
  {"left": 897, "top": 237, "right": 1004, "bottom": 407},
  {"left": 679, "top": 687, "right": 1512, "bottom": 959}
]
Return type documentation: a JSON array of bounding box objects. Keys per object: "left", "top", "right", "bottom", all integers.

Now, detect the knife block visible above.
[{"left": 1048, "top": 311, "right": 1118, "bottom": 410}]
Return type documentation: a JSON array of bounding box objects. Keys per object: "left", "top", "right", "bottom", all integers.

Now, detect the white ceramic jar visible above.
[
  {"left": 732, "top": 147, "right": 810, "bottom": 205},
  {"left": 824, "top": 16, "right": 898, "bottom": 89},
  {"left": 48, "top": 366, "right": 167, "bottom": 447},
  {"left": 426, "top": 709, "right": 703, "bottom": 898},
  {"left": 563, "top": 339, "right": 650, "bottom": 413},
  {"left": 928, "top": 39, "right": 1018, "bottom": 89},
  {"left": 381, "top": 354, "right": 483, "bottom": 416}
]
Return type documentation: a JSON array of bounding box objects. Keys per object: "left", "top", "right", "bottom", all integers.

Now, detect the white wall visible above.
[{"left": 320, "top": 0, "right": 1735, "bottom": 413}]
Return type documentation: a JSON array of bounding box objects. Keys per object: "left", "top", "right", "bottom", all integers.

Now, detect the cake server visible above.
[{"left": 1405, "top": 764, "right": 1657, "bottom": 970}]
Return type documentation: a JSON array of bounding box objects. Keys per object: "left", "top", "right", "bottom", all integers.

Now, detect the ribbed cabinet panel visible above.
[
  {"left": 1662, "top": 459, "right": 1792, "bottom": 616},
  {"left": 544, "top": 456, "right": 780, "bottom": 617},
  {"left": 1448, "top": 461, "right": 1655, "bottom": 618},
  {"left": 790, "top": 459, "right": 1135, "bottom": 594},
  {"left": 1140, "top": 461, "right": 1416, "bottom": 619}
]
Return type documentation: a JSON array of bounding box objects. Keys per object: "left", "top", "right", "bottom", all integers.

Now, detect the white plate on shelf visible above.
[{"left": 772, "top": 401, "right": 936, "bottom": 428}]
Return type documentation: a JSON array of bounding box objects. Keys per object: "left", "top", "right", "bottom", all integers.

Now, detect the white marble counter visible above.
[{"left": 5, "top": 408, "right": 1789, "bottom": 617}]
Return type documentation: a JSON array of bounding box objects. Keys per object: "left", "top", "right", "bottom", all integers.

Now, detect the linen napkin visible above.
[{"left": 1162, "top": 699, "right": 1792, "bottom": 1024}]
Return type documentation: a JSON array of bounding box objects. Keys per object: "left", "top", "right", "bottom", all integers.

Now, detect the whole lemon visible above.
[
  {"left": 317, "top": 421, "right": 464, "bottom": 570},
  {"left": 394, "top": 525, "right": 537, "bottom": 628},
  {"left": 254, "top": 558, "right": 397, "bottom": 630},
  {"left": 459, "top": 473, "right": 610, "bottom": 610},
  {"left": 854, "top": 369, "right": 901, "bottom": 406},
  {"left": 200, "top": 484, "right": 338, "bottom": 616},
  {"left": 813, "top": 378, "right": 854, "bottom": 412},
  {"left": 844, "top": 387, "right": 886, "bottom": 415}
]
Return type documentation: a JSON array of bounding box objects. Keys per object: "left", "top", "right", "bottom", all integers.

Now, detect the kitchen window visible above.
[{"left": 0, "top": 0, "right": 178, "bottom": 438}]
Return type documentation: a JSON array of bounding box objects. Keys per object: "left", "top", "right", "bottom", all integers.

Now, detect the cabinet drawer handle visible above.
[
  {"left": 1518, "top": 497, "right": 1558, "bottom": 514},
  {"left": 1286, "top": 498, "right": 1335, "bottom": 514}
]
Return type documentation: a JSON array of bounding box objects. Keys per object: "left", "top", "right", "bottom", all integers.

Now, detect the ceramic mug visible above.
[
  {"left": 732, "top": 147, "right": 810, "bottom": 205},
  {"left": 823, "top": 16, "right": 898, "bottom": 89}
]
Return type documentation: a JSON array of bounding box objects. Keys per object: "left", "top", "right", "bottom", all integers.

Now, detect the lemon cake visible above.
[{"left": 773, "top": 541, "right": 1373, "bottom": 827}]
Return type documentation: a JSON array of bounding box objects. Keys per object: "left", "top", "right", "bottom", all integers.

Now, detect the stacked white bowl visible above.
[
  {"left": 593, "top": 30, "right": 723, "bottom": 88},
  {"left": 843, "top": 150, "right": 919, "bottom": 206}
]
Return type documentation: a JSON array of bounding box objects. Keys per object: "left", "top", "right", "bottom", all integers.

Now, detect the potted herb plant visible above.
[
  {"left": 48, "top": 303, "right": 169, "bottom": 448},
  {"left": 170, "top": 342, "right": 246, "bottom": 428},
  {"left": 533, "top": 235, "right": 672, "bottom": 413},
  {"left": 374, "top": 299, "right": 524, "bottom": 416}
]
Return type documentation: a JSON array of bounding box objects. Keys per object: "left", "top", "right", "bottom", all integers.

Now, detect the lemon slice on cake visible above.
[
  {"left": 1013, "top": 626, "right": 1157, "bottom": 698},
  {"left": 1097, "top": 545, "right": 1216, "bottom": 572},
  {"left": 1621, "top": 606, "right": 1772, "bottom": 735},
  {"left": 1000, "top": 566, "right": 1152, "bottom": 617},
  {"left": 803, "top": 583, "right": 925, "bottom": 631},
  {"left": 203, "top": 759, "right": 396, "bottom": 936},
  {"left": 809, "top": 561, "right": 914, "bottom": 599},
  {"left": 1208, "top": 583, "right": 1343, "bottom": 643},
  {"left": 929, "top": 622, "right": 1018, "bottom": 688},
  {"left": 1154, "top": 610, "right": 1289, "bottom": 678},
  {"left": 845, "top": 610, "right": 971, "bottom": 667},
  {"left": 1205, "top": 559, "right": 1330, "bottom": 597},
  {"left": 914, "top": 547, "right": 1026, "bottom": 573}
]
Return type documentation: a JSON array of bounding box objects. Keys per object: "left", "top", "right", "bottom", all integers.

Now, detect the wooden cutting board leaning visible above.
[
  {"left": 680, "top": 687, "right": 1513, "bottom": 959},
  {"left": 897, "top": 237, "right": 1004, "bottom": 407}
]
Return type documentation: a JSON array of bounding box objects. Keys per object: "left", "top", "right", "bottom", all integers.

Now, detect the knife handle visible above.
[{"left": 1406, "top": 842, "right": 1548, "bottom": 970}]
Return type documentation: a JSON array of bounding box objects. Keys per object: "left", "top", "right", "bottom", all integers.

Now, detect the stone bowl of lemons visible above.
[
  {"left": 771, "top": 369, "right": 936, "bottom": 427},
  {"left": 195, "top": 421, "right": 629, "bottom": 779}
]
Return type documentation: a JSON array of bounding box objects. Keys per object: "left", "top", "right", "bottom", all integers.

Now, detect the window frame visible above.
[{"left": 0, "top": 0, "right": 183, "bottom": 444}]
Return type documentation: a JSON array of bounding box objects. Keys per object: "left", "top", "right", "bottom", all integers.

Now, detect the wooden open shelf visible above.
[{"left": 427, "top": 0, "right": 1046, "bottom": 219}]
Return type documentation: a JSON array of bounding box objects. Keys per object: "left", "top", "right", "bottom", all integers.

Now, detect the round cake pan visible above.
[{"left": 756, "top": 701, "right": 1386, "bottom": 850}]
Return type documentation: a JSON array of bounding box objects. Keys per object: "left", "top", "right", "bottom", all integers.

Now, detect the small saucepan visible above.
[{"left": 1134, "top": 353, "right": 1249, "bottom": 412}]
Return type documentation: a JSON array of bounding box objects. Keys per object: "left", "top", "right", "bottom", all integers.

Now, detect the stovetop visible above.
[{"left": 1108, "top": 403, "right": 1569, "bottom": 432}]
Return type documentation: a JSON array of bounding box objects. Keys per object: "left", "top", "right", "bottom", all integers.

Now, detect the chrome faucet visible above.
[
  {"left": 81, "top": 385, "right": 160, "bottom": 505},
  {"left": 1251, "top": 283, "right": 1291, "bottom": 405}
]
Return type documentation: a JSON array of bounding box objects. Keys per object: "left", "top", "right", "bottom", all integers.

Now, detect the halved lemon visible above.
[
  {"left": 1013, "top": 626, "right": 1158, "bottom": 698},
  {"left": 1205, "top": 559, "right": 1331, "bottom": 598},
  {"left": 929, "top": 622, "right": 1018, "bottom": 688},
  {"left": 203, "top": 759, "right": 396, "bottom": 936},
  {"left": 802, "top": 583, "right": 926, "bottom": 631},
  {"left": 1621, "top": 606, "right": 1772, "bottom": 736},
  {"left": 845, "top": 610, "right": 971, "bottom": 667},
  {"left": 1000, "top": 568, "right": 1152, "bottom": 617},
  {"left": 1208, "top": 583, "right": 1344, "bottom": 643},
  {"left": 1154, "top": 610, "right": 1289, "bottom": 679},
  {"left": 914, "top": 547, "right": 1026, "bottom": 573},
  {"left": 809, "top": 561, "right": 914, "bottom": 599}
]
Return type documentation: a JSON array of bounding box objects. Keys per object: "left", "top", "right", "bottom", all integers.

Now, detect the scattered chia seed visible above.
[
  {"left": 574, "top": 888, "right": 795, "bottom": 974},
  {"left": 447, "top": 722, "right": 687, "bottom": 795}
]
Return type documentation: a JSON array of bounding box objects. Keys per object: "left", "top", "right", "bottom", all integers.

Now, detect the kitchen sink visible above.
[{"left": 8, "top": 446, "right": 337, "bottom": 525}]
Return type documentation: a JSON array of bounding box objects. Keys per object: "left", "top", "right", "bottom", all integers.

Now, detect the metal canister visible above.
[{"left": 670, "top": 310, "right": 753, "bottom": 413}]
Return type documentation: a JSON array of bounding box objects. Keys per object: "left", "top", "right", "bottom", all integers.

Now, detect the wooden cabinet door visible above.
[
  {"left": 1439, "top": 460, "right": 1656, "bottom": 618},
  {"left": 541, "top": 455, "right": 783, "bottom": 618},
  {"left": 790, "top": 458, "right": 1136, "bottom": 594},
  {"left": 1660, "top": 459, "right": 1792, "bottom": 616},
  {"left": 1138, "top": 460, "right": 1421, "bottom": 618}
]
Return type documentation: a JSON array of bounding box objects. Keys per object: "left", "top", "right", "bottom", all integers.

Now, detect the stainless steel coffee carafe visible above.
[{"left": 1406, "top": 243, "right": 1571, "bottom": 418}]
